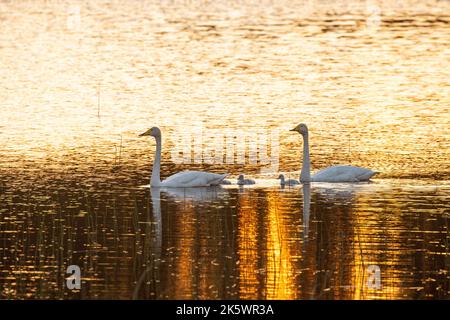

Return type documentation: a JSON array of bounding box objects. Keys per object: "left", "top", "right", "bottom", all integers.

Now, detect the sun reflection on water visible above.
[{"left": 0, "top": 0, "right": 449, "bottom": 300}]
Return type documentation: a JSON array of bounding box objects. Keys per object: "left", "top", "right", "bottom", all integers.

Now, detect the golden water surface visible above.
[{"left": 0, "top": 0, "right": 449, "bottom": 299}]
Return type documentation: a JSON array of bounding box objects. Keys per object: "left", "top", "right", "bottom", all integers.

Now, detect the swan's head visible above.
[
  {"left": 139, "top": 127, "right": 161, "bottom": 138},
  {"left": 277, "top": 174, "right": 284, "bottom": 180},
  {"left": 238, "top": 174, "right": 244, "bottom": 181},
  {"left": 290, "top": 123, "right": 308, "bottom": 135}
]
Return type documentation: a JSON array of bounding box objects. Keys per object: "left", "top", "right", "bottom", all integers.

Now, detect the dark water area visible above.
[{"left": 1, "top": 166, "right": 449, "bottom": 299}]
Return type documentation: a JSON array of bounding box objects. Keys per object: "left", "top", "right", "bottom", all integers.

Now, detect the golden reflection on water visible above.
[
  {"left": 0, "top": 0, "right": 449, "bottom": 179},
  {"left": 0, "top": 177, "right": 449, "bottom": 299},
  {"left": 173, "top": 200, "right": 196, "bottom": 299},
  {"left": 237, "top": 189, "right": 260, "bottom": 299},
  {"left": 0, "top": 0, "right": 449, "bottom": 300},
  {"left": 264, "top": 191, "right": 297, "bottom": 300}
]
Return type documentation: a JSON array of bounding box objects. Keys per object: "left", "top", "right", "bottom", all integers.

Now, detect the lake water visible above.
[{"left": 0, "top": 0, "right": 449, "bottom": 299}]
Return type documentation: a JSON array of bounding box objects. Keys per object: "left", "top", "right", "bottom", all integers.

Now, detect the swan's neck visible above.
[
  {"left": 151, "top": 136, "right": 162, "bottom": 187},
  {"left": 300, "top": 133, "right": 311, "bottom": 182}
]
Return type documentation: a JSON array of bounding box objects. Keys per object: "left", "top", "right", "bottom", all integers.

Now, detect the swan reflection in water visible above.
[
  {"left": 133, "top": 186, "right": 231, "bottom": 299},
  {"left": 300, "top": 181, "right": 389, "bottom": 299},
  {"left": 133, "top": 180, "right": 379, "bottom": 299},
  {"left": 302, "top": 183, "right": 311, "bottom": 242},
  {"left": 132, "top": 187, "right": 162, "bottom": 300},
  {"left": 289, "top": 181, "right": 369, "bottom": 241},
  {"left": 302, "top": 182, "right": 374, "bottom": 240}
]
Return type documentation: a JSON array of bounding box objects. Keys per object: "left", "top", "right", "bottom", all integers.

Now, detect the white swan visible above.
[
  {"left": 290, "top": 123, "right": 378, "bottom": 182},
  {"left": 277, "top": 174, "right": 300, "bottom": 186},
  {"left": 237, "top": 174, "right": 255, "bottom": 185},
  {"left": 139, "top": 127, "right": 228, "bottom": 187}
]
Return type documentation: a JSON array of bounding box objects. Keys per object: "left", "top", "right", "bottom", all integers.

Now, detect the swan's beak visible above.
[
  {"left": 139, "top": 129, "right": 152, "bottom": 137},
  {"left": 289, "top": 128, "right": 296, "bottom": 132}
]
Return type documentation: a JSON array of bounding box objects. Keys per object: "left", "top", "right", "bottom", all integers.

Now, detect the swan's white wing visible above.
[
  {"left": 162, "top": 171, "right": 198, "bottom": 184},
  {"left": 312, "top": 165, "right": 377, "bottom": 182},
  {"left": 162, "top": 171, "right": 228, "bottom": 187}
]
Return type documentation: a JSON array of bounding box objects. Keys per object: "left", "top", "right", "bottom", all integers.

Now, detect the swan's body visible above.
[
  {"left": 290, "top": 124, "right": 378, "bottom": 183},
  {"left": 220, "top": 179, "right": 232, "bottom": 185},
  {"left": 278, "top": 174, "right": 300, "bottom": 186},
  {"left": 237, "top": 174, "right": 255, "bottom": 185},
  {"left": 140, "top": 127, "right": 228, "bottom": 187},
  {"left": 157, "top": 170, "right": 228, "bottom": 187},
  {"left": 311, "top": 165, "right": 376, "bottom": 182}
]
